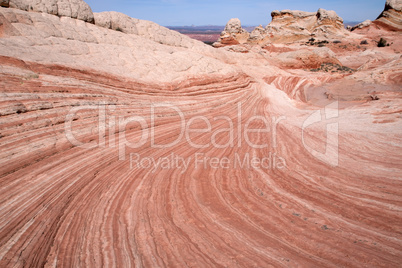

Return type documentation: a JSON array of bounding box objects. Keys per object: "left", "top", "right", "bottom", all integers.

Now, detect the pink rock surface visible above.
[{"left": 0, "top": 2, "right": 401, "bottom": 267}]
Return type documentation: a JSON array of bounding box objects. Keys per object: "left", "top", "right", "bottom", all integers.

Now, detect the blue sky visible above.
[{"left": 85, "top": 0, "right": 386, "bottom": 26}]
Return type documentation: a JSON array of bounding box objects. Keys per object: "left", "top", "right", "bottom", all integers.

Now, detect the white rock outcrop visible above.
[
  {"left": 351, "top": 20, "right": 372, "bottom": 31},
  {"left": 316, "top": 8, "right": 344, "bottom": 28},
  {"left": 6, "top": 0, "right": 94, "bottom": 23},
  {"left": 0, "top": 7, "right": 234, "bottom": 82},
  {"left": 224, "top": 18, "right": 243, "bottom": 34},
  {"left": 265, "top": 8, "right": 347, "bottom": 42},
  {"left": 94, "top": 11, "right": 206, "bottom": 49},
  {"left": 94, "top": 11, "right": 138, "bottom": 34},
  {"left": 248, "top": 25, "right": 267, "bottom": 44},
  {"left": 386, "top": 0, "right": 402, "bottom": 11},
  {"left": 214, "top": 18, "right": 250, "bottom": 47}
]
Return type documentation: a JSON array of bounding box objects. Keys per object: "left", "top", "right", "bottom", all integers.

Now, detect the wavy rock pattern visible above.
[
  {"left": 1, "top": 53, "right": 401, "bottom": 267},
  {"left": 0, "top": 3, "right": 402, "bottom": 268}
]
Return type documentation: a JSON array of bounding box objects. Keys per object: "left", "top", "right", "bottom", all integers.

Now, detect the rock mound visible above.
[
  {"left": 214, "top": 18, "right": 250, "bottom": 47},
  {"left": 316, "top": 8, "right": 344, "bottom": 29},
  {"left": 264, "top": 8, "right": 347, "bottom": 44},
  {"left": 351, "top": 20, "right": 372, "bottom": 31},
  {"left": 249, "top": 25, "right": 269, "bottom": 44},
  {"left": 4, "top": 0, "right": 94, "bottom": 23},
  {"left": 94, "top": 11, "right": 138, "bottom": 34},
  {"left": 0, "top": 7, "right": 232, "bottom": 82},
  {"left": 94, "top": 11, "right": 203, "bottom": 48}
]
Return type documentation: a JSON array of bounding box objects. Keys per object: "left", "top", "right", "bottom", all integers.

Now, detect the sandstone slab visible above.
[{"left": 0, "top": 2, "right": 401, "bottom": 268}]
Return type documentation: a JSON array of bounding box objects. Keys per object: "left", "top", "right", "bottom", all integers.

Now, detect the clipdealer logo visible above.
[
  {"left": 64, "top": 102, "right": 286, "bottom": 157},
  {"left": 63, "top": 101, "right": 339, "bottom": 170}
]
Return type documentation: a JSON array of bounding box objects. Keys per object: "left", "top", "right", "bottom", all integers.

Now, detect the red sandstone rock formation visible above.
[
  {"left": 375, "top": 0, "right": 402, "bottom": 31},
  {"left": 213, "top": 18, "right": 250, "bottom": 47},
  {"left": 265, "top": 8, "right": 348, "bottom": 43},
  {"left": 215, "top": 8, "right": 351, "bottom": 47},
  {"left": 352, "top": 0, "right": 402, "bottom": 32},
  {"left": 0, "top": 1, "right": 401, "bottom": 267}
]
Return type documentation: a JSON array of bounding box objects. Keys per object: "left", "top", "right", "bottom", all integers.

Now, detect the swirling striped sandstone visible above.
[
  {"left": 1, "top": 53, "right": 401, "bottom": 267},
  {"left": 0, "top": 4, "right": 402, "bottom": 268}
]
